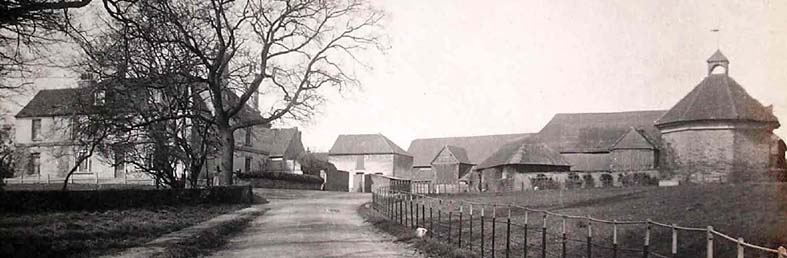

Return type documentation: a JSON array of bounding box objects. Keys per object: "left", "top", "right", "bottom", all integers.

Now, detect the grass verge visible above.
[
  {"left": 158, "top": 207, "right": 264, "bottom": 258},
  {"left": 0, "top": 204, "right": 250, "bottom": 258},
  {"left": 358, "top": 202, "right": 478, "bottom": 258}
]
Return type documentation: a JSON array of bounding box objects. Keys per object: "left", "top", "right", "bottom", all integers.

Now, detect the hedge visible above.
[
  {"left": 0, "top": 185, "right": 254, "bottom": 213},
  {"left": 237, "top": 171, "right": 324, "bottom": 184}
]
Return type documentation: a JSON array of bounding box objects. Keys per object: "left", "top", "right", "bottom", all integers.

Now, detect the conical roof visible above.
[
  {"left": 656, "top": 74, "right": 778, "bottom": 126},
  {"left": 476, "top": 139, "right": 570, "bottom": 170}
]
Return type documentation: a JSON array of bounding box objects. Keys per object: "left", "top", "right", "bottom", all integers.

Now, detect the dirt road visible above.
[{"left": 208, "top": 189, "right": 423, "bottom": 258}]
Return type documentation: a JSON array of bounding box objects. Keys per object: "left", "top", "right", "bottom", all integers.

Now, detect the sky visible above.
[{"left": 3, "top": 0, "right": 787, "bottom": 152}]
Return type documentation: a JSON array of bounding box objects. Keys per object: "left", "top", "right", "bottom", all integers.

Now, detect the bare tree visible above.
[
  {"left": 78, "top": 0, "right": 386, "bottom": 185},
  {"left": 0, "top": 0, "right": 92, "bottom": 94}
]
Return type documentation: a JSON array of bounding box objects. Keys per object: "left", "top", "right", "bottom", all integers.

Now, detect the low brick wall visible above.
[
  {"left": 0, "top": 185, "right": 254, "bottom": 212},
  {"left": 239, "top": 178, "right": 321, "bottom": 190}
]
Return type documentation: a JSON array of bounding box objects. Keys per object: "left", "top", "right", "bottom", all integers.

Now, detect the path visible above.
[{"left": 208, "top": 189, "right": 423, "bottom": 258}]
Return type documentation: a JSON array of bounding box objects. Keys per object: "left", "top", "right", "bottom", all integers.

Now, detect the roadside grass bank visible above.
[
  {"left": 0, "top": 204, "right": 251, "bottom": 258},
  {"left": 358, "top": 202, "right": 478, "bottom": 258}
]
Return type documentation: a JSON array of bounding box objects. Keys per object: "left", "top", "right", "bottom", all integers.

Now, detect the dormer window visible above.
[{"left": 94, "top": 90, "right": 106, "bottom": 106}]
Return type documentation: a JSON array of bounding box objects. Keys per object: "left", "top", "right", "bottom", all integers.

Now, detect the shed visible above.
[{"left": 430, "top": 145, "right": 474, "bottom": 184}]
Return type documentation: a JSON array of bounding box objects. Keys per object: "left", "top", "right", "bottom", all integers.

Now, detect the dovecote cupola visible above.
[{"left": 707, "top": 49, "right": 729, "bottom": 75}]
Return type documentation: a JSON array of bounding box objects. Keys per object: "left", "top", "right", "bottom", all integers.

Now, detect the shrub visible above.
[{"left": 237, "top": 171, "right": 323, "bottom": 184}]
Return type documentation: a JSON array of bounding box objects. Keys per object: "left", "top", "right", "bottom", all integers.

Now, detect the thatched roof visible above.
[
  {"left": 655, "top": 74, "right": 778, "bottom": 127},
  {"left": 408, "top": 133, "right": 532, "bottom": 167},
  {"left": 329, "top": 134, "right": 410, "bottom": 156},
  {"left": 536, "top": 110, "right": 665, "bottom": 153},
  {"left": 476, "top": 139, "right": 570, "bottom": 170}
]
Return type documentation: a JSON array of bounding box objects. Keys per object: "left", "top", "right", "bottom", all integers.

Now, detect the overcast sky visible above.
[
  {"left": 289, "top": 0, "right": 787, "bottom": 152},
  {"left": 3, "top": 0, "right": 786, "bottom": 152}
]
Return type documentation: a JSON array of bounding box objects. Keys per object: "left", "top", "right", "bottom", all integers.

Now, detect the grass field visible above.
[
  {"left": 0, "top": 204, "right": 248, "bottom": 258},
  {"left": 381, "top": 183, "right": 787, "bottom": 258}
]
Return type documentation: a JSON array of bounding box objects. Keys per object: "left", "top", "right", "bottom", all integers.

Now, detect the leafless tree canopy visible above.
[
  {"left": 0, "top": 0, "right": 92, "bottom": 93},
  {"left": 72, "top": 0, "right": 385, "bottom": 185}
]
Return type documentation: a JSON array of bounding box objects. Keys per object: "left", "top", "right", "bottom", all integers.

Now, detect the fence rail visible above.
[
  {"left": 372, "top": 186, "right": 787, "bottom": 258},
  {"left": 3, "top": 174, "right": 155, "bottom": 186}
]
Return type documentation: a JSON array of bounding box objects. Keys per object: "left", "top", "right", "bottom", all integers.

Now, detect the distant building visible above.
[
  {"left": 476, "top": 140, "right": 571, "bottom": 192},
  {"left": 13, "top": 77, "right": 270, "bottom": 183},
  {"left": 655, "top": 50, "right": 782, "bottom": 183},
  {"left": 428, "top": 145, "right": 474, "bottom": 184},
  {"left": 407, "top": 133, "right": 531, "bottom": 173},
  {"left": 260, "top": 127, "right": 305, "bottom": 174},
  {"left": 328, "top": 134, "right": 412, "bottom": 192}
]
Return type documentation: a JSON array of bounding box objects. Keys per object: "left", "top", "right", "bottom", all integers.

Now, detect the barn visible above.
[{"left": 475, "top": 140, "right": 571, "bottom": 192}]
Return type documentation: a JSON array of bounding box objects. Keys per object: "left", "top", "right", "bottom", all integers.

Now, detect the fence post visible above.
[
  {"left": 410, "top": 195, "right": 415, "bottom": 228},
  {"left": 481, "top": 207, "right": 486, "bottom": 257},
  {"left": 644, "top": 220, "right": 651, "bottom": 258},
  {"left": 736, "top": 237, "right": 744, "bottom": 258},
  {"left": 587, "top": 216, "right": 593, "bottom": 258},
  {"left": 706, "top": 226, "right": 714, "bottom": 258},
  {"left": 613, "top": 220, "right": 618, "bottom": 258},
  {"left": 561, "top": 218, "right": 567, "bottom": 258},
  {"left": 430, "top": 201, "right": 434, "bottom": 238},
  {"left": 399, "top": 194, "right": 403, "bottom": 225},
  {"left": 524, "top": 210, "right": 528, "bottom": 258},
  {"left": 47, "top": 174, "right": 51, "bottom": 184},
  {"left": 415, "top": 197, "right": 419, "bottom": 228},
  {"left": 671, "top": 224, "right": 677, "bottom": 258},
  {"left": 469, "top": 204, "right": 474, "bottom": 252},
  {"left": 448, "top": 201, "right": 453, "bottom": 244},
  {"left": 459, "top": 204, "right": 463, "bottom": 249},
  {"left": 542, "top": 214, "right": 548, "bottom": 258},
  {"left": 492, "top": 205, "right": 497, "bottom": 258},
  {"left": 506, "top": 205, "right": 511, "bottom": 258},
  {"left": 422, "top": 200, "right": 426, "bottom": 227},
  {"left": 438, "top": 200, "right": 442, "bottom": 240}
]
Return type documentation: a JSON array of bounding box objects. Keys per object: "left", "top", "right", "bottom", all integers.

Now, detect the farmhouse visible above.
[
  {"left": 12, "top": 76, "right": 271, "bottom": 182},
  {"left": 328, "top": 133, "right": 412, "bottom": 192}
]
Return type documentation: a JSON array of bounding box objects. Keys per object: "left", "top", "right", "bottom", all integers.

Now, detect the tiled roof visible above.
[
  {"left": 16, "top": 88, "right": 90, "bottom": 118},
  {"left": 430, "top": 145, "right": 472, "bottom": 165},
  {"left": 407, "top": 133, "right": 532, "bottom": 167},
  {"left": 476, "top": 139, "right": 570, "bottom": 170},
  {"left": 536, "top": 110, "right": 666, "bottom": 153},
  {"left": 707, "top": 49, "right": 729, "bottom": 63},
  {"left": 328, "top": 134, "right": 410, "bottom": 156},
  {"left": 259, "top": 127, "right": 301, "bottom": 158},
  {"left": 655, "top": 74, "right": 778, "bottom": 126},
  {"left": 611, "top": 127, "right": 656, "bottom": 150}
]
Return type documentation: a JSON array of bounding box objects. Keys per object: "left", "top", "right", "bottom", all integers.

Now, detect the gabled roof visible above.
[
  {"left": 430, "top": 145, "right": 473, "bottom": 165},
  {"left": 476, "top": 139, "right": 570, "bottom": 170},
  {"left": 536, "top": 110, "right": 666, "bottom": 153},
  {"left": 707, "top": 49, "right": 729, "bottom": 63},
  {"left": 260, "top": 127, "right": 301, "bottom": 158},
  {"left": 611, "top": 127, "right": 656, "bottom": 150},
  {"left": 329, "top": 134, "right": 410, "bottom": 156},
  {"left": 408, "top": 133, "right": 532, "bottom": 167},
  {"left": 655, "top": 74, "right": 778, "bottom": 126},
  {"left": 16, "top": 88, "right": 91, "bottom": 118}
]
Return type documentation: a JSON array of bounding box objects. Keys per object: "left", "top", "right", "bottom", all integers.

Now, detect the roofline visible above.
[
  {"left": 551, "top": 109, "right": 668, "bottom": 116},
  {"left": 328, "top": 152, "right": 413, "bottom": 157},
  {"left": 655, "top": 118, "right": 780, "bottom": 129},
  {"left": 476, "top": 163, "right": 571, "bottom": 171}
]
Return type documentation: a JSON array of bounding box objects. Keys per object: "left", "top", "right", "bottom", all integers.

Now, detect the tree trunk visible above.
[{"left": 218, "top": 125, "right": 235, "bottom": 185}]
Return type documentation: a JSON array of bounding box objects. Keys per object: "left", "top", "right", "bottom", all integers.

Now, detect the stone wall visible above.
[{"left": 661, "top": 128, "right": 735, "bottom": 182}]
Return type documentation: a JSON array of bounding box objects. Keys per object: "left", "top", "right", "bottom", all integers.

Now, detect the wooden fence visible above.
[
  {"left": 3, "top": 173, "right": 155, "bottom": 186},
  {"left": 372, "top": 186, "right": 787, "bottom": 258}
]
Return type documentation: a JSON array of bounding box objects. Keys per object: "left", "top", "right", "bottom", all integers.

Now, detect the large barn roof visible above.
[
  {"left": 476, "top": 139, "right": 570, "bottom": 170},
  {"left": 536, "top": 110, "right": 666, "bottom": 153},
  {"left": 408, "top": 133, "right": 532, "bottom": 167},
  {"left": 655, "top": 74, "right": 778, "bottom": 127},
  {"left": 329, "top": 134, "right": 410, "bottom": 156}
]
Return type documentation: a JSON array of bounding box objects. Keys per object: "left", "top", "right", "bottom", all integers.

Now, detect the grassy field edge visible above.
[{"left": 358, "top": 202, "right": 478, "bottom": 258}]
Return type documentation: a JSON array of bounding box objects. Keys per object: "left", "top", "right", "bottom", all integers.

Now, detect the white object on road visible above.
[{"left": 415, "top": 227, "right": 428, "bottom": 238}]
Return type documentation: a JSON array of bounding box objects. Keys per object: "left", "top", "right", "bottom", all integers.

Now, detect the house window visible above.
[
  {"left": 70, "top": 119, "right": 78, "bottom": 140},
  {"left": 244, "top": 157, "right": 252, "bottom": 172},
  {"left": 244, "top": 128, "right": 252, "bottom": 146},
  {"left": 31, "top": 119, "right": 41, "bottom": 141},
  {"left": 114, "top": 150, "right": 126, "bottom": 172},
  {"left": 355, "top": 156, "right": 365, "bottom": 170},
  {"left": 28, "top": 153, "right": 41, "bottom": 175},
  {"left": 76, "top": 148, "right": 91, "bottom": 173},
  {"left": 94, "top": 90, "right": 105, "bottom": 106}
]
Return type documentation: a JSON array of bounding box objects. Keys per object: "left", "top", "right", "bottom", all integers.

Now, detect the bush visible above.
[
  {"left": 237, "top": 171, "right": 323, "bottom": 184},
  {"left": 619, "top": 173, "right": 658, "bottom": 187}
]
